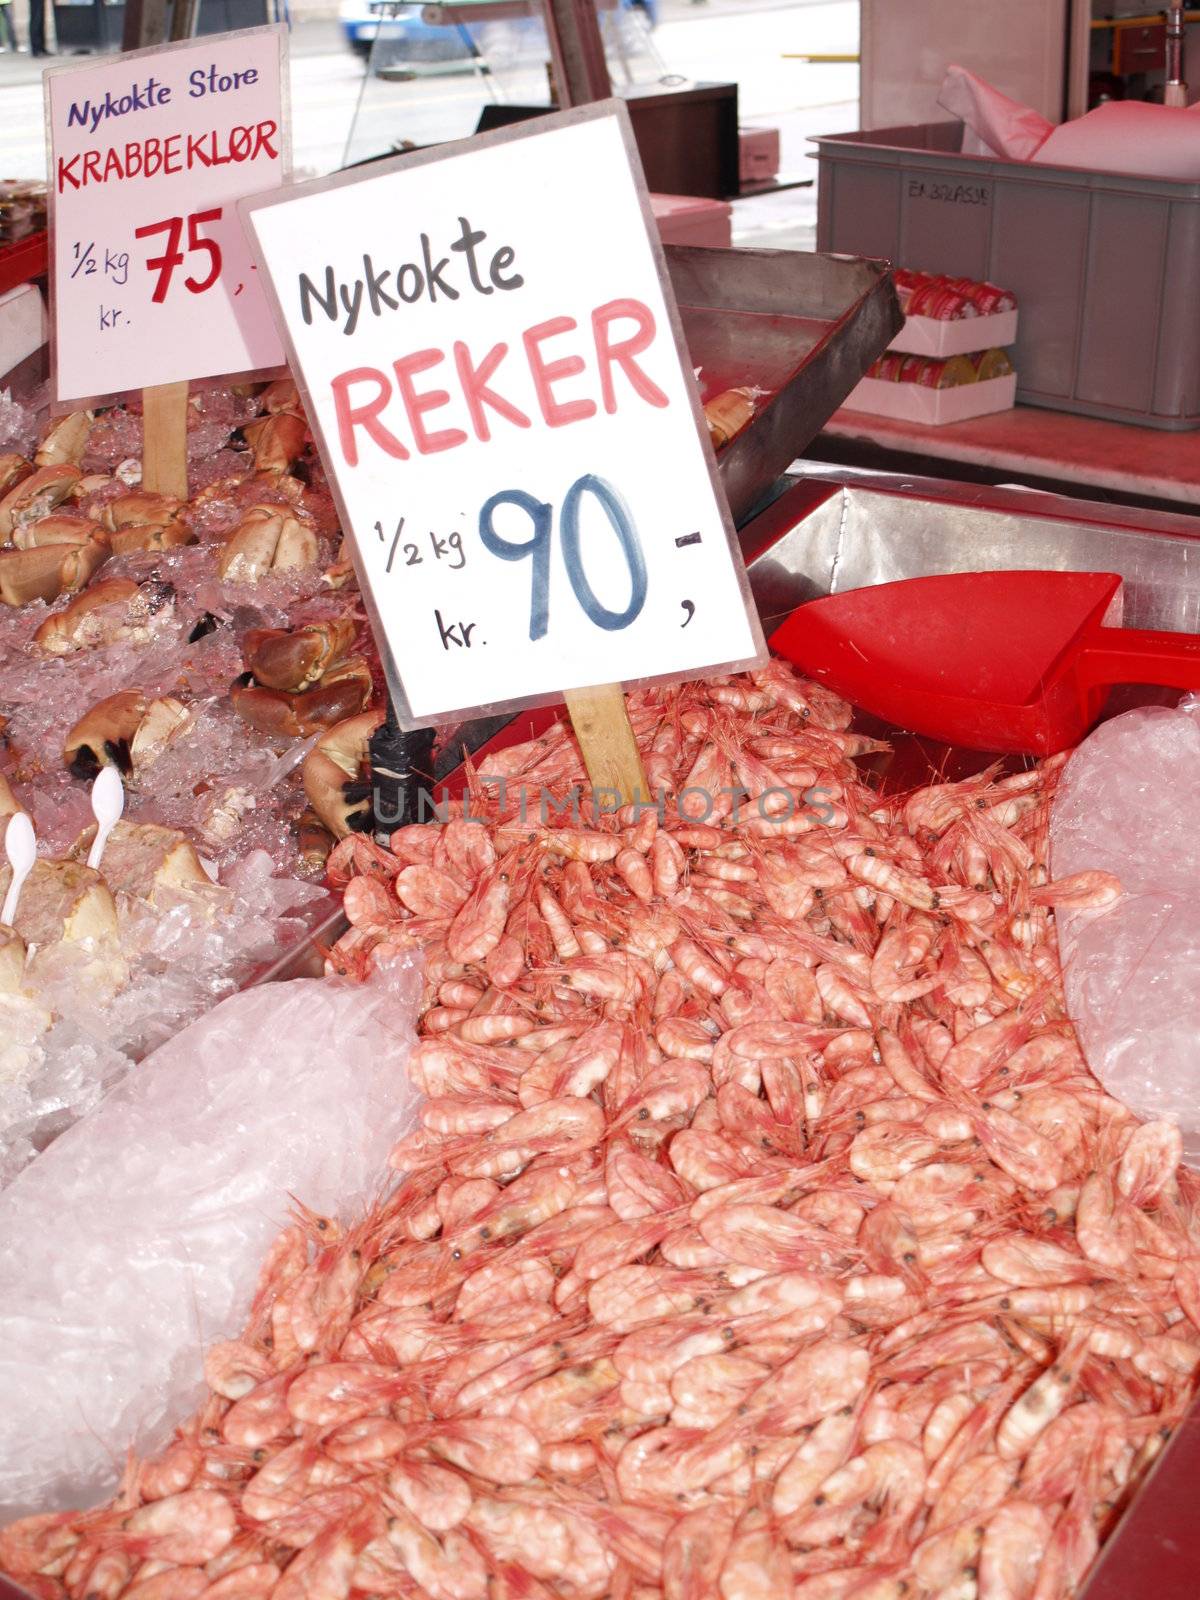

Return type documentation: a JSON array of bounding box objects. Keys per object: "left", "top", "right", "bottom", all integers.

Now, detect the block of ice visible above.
[
  {"left": 0, "top": 956, "right": 422, "bottom": 1521},
  {"left": 1051, "top": 703, "right": 1200, "bottom": 1163}
]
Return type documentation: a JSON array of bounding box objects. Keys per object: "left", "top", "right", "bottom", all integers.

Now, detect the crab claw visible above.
[
  {"left": 0, "top": 455, "right": 33, "bottom": 499},
  {"left": 35, "top": 579, "right": 142, "bottom": 652},
  {"left": 34, "top": 411, "right": 94, "bottom": 468},
  {"left": 230, "top": 656, "right": 373, "bottom": 738},
  {"left": 242, "top": 412, "right": 308, "bottom": 474},
  {"left": 13, "top": 513, "right": 104, "bottom": 550},
  {"left": 72, "top": 471, "right": 114, "bottom": 503},
  {"left": 129, "top": 696, "right": 193, "bottom": 770},
  {"left": 259, "top": 378, "right": 302, "bottom": 415},
  {"left": 321, "top": 539, "right": 355, "bottom": 591},
  {"left": 109, "top": 518, "right": 194, "bottom": 556},
  {"left": 63, "top": 689, "right": 148, "bottom": 779},
  {"left": 297, "top": 807, "right": 336, "bottom": 872},
  {"left": 0, "top": 770, "right": 23, "bottom": 819},
  {"left": 0, "top": 924, "right": 28, "bottom": 994},
  {"left": 0, "top": 465, "right": 82, "bottom": 541},
  {"left": 303, "top": 708, "right": 385, "bottom": 840},
  {"left": 243, "top": 617, "right": 356, "bottom": 692},
  {"left": 218, "top": 505, "right": 319, "bottom": 582},
  {"left": 0, "top": 536, "right": 109, "bottom": 607},
  {"left": 101, "top": 490, "right": 183, "bottom": 533}
]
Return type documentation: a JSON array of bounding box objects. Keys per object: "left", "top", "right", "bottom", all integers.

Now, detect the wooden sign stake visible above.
[
  {"left": 564, "top": 683, "right": 650, "bottom": 807},
  {"left": 141, "top": 381, "right": 189, "bottom": 500}
]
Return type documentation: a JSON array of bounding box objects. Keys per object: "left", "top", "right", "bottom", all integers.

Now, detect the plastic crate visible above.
[{"left": 814, "top": 121, "right": 1200, "bottom": 431}]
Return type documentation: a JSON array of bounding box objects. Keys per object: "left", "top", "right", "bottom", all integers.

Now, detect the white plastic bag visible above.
[
  {"left": 1051, "top": 703, "right": 1200, "bottom": 1163},
  {"left": 0, "top": 958, "right": 423, "bottom": 1521}
]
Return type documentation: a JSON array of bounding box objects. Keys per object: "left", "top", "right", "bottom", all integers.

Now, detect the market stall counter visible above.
[{"left": 816, "top": 401, "right": 1200, "bottom": 511}]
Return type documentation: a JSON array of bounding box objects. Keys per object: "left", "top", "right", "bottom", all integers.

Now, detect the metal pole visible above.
[{"left": 1165, "top": 5, "right": 1189, "bottom": 105}]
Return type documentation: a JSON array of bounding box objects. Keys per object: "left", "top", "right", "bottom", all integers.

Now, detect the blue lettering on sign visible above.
[
  {"left": 189, "top": 64, "right": 260, "bottom": 97},
  {"left": 66, "top": 77, "right": 172, "bottom": 133}
]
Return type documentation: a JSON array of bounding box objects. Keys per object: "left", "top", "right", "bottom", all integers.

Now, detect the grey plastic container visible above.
[{"left": 814, "top": 120, "right": 1200, "bottom": 431}]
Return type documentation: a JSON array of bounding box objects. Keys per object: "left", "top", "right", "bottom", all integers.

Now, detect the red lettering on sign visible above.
[
  {"left": 523, "top": 316, "right": 597, "bottom": 429},
  {"left": 592, "top": 298, "right": 668, "bottom": 415},
  {"left": 453, "top": 340, "right": 531, "bottom": 443},
  {"left": 392, "top": 349, "right": 468, "bottom": 456},
  {"left": 331, "top": 367, "right": 409, "bottom": 467}
]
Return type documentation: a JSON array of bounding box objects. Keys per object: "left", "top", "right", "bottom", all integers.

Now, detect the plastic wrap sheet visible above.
[
  {"left": 937, "top": 64, "right": 1053, "bottom": 160},
  {"left": 1051, "top": 703, "right": 1200, "bottom": 1163},
  {"left": 0, "top": 957, "right": 423, "bottom": 1522},
  {"left": 938, "top": 63, "right": 1200, "bottom": 178}
]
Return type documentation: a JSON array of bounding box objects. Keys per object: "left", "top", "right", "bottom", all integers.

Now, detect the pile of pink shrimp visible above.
[{"left": 5, "top": 658, "right": 1200, "bottom": 1600}]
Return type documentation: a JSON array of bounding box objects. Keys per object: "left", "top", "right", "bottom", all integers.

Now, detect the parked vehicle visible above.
[{"left": 339, "top": 0, "right": 657, "bottom": 73}]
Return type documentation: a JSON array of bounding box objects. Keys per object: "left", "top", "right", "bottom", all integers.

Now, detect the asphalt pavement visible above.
[{"left": 1, "top": 0, "right": 857, "bottom": 249}]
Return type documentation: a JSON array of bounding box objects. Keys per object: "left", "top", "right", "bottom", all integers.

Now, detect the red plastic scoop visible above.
[{"left": 770, "top": 569, "right": 1200, "bottom": 755}]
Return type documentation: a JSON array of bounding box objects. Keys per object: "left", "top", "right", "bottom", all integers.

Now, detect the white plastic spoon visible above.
[
  {"left": 86, "top": 765, "right": 124, "bottom": 872},
  {"left": 2, "top": 811, "right": 36, "bottom": 928}
]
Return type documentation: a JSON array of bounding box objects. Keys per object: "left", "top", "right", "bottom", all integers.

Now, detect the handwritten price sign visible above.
[
  {"left": 241, "top": 104, "right": 764, "bottom": 729},
  {"left": 46, "top": 27, "right": 287, "bottom": 404}
]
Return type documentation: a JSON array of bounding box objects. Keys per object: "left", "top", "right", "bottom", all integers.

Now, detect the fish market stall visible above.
[{"left": 6, "top": 108, "right": 1200, "bottom": 1600}]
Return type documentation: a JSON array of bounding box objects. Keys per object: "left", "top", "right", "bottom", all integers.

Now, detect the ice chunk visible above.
[
  {"left": 0, "top": 847, "right": 333, "bottom": 1184},
  {"left": 0, "top": 956, "right": 423, "bottom": 1521},
  {"left": 1051, "top": 703, "right": 1200, "bottom": 1162},
  {"left": 0, "top": 386, "right": 46, "bottom": 458}
]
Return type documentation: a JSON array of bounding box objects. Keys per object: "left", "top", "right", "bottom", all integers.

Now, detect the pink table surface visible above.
[{"left": 821, "top": 401, "right": 1200, "bottom": 508}]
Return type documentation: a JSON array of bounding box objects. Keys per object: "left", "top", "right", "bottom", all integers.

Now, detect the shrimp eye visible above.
[
  {"left": 451, "top": 1249, "right": 462, "bottom": 1260},
  {"left": 813, "top": 1494, "right": 826, "bottom": 1506},
  {"left": 479, "top": 1228, "right": 491, "bottom": 1240},
  {"left": 253, "top": 1449, "right": 267, "bottom": 1462}
]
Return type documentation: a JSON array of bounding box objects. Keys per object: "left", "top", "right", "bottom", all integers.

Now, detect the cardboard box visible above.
[
  {"left": 888, "top": 308, "right": 1018, "bottom": 357},
  {"left": 649, "top": 192, "right": 733, "bottom": 249},
  {"left": 739, "top": 126, "right": 781, "bottom": 184},
  {"left": 843, "top": 371, "right": 1017, "bottom": 425}
]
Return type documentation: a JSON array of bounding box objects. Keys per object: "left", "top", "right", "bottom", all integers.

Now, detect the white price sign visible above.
[
  {"left": 241, "top": 103, "right": 765, "bottom": 729},
  {"left": 46, "top": 26, "right": 287, "bottom": 404}
]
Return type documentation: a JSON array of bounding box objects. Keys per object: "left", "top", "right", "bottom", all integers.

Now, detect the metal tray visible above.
[
  {"left": 663, "top": 246, "right": 902, "bottom": 525},
  {"left": 742, "top": 467, "right": 1200, "bottom": 638}
]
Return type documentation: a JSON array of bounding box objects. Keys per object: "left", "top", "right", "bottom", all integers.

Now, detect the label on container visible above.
[
  {"left": 240, "top": 102, "right": 765, "bottom": 729},
  {"left": 46, "top": 26, "right": 287, "bottom": 404}
]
